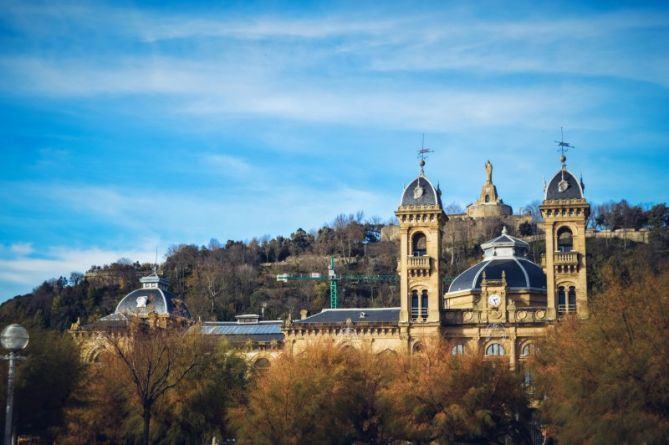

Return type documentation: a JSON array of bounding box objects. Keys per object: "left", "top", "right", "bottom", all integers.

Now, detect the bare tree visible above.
[{"left": 103, "top": 323, "right": 204, "bottom": 445}]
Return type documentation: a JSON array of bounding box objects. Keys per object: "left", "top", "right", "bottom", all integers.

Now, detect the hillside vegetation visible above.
[{"left": 1, "top": 201, "right": 667, "bottom": 330}]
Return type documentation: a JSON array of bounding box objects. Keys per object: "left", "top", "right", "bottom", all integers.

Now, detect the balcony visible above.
[
  {"left": 554, "top": 251, "right": 579, "bottom": 273},
  {"left": 407, "top": 255, "right": 431, "bottom": 277}
]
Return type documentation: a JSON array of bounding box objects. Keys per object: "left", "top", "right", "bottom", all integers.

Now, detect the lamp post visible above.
[{"left": 1, "top": 324, "right": 29, "bottom": 445}]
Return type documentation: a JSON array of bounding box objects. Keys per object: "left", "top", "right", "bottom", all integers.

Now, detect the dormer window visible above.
[{"left": 412, "top": 232, "right": 427, "bottom": 256}]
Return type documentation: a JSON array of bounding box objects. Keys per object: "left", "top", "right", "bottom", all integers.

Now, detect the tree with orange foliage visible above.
[
  {"left": 383, "top": 341, "right": 531, "bottom": 444},
  {"left": 534, "top": 264, "right": 669, "bottom": 444},
  {"left": 230, "top": 343, "right": 399, "bottom": 445},
  {"left": 232, "top": 341, "right": 531, "bottom": 444}
]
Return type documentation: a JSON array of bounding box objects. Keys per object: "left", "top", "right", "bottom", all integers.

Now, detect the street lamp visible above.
[{"left": 1, "top": 324, "right": 29, "bottom": 445}]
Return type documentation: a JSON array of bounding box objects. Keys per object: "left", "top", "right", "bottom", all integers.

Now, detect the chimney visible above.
[{"left": 300, "top": 309, "right": 308, "bottom": 320}]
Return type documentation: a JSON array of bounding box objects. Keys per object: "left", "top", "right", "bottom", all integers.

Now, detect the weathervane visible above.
[
  {"left": 417, "top": 134, "right": 434, "bottom": 176},
  {"left": 554, "top": 127, "right": 574, "bottom": 168}
]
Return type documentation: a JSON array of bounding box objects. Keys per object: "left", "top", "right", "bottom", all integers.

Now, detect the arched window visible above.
[
  {"left": 253, "top": 357, "right": 271, "bottom": 373},
  {"left": 485, "top": 343, "right": 505, "bottom": 356},
  {"left": 568, "top": 286, "right": 577, "bottom": 312},
  {"left": 557, "top": 227, "right": 573, "bottom": 252},
  {"left": 412, "top": 342, "right": 424, "bottom": 354},
  {"left": 558, "top": 286, "right": 566, "bottom": 314},
  {"left": 520, "top": 343, "right": 535, "bottom": 358},
  {"left": 412, "top": 232, "right": 427, "bottom": 256},
  {"left": 522, "top": 365, "right": 535, "bottom": 393},
  {"left": 420, "top": 290, "right": 428, "bottom": 319},
  {"left": 411, "top": 290, "right": 419, "bottom": 320},
  {"left": 451, "top": 344, "right": 465, "bottom": 355},
  {"left": 485, "top": 194, "right": 490, "bottom": 203}
]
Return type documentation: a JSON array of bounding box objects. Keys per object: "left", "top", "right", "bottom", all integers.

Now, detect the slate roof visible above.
[
  {"left": 481, "top": 232, "right": 529, "bottom": 251},
  {"left": 545, "top": 168, "right": 584, "bottom": 200},
  {"left": 400, "top": 176, "right": 443, "bottom": 208},
  {"left": 295, "top": 308, "right": 400, "bottom": 324},
  {"left": 447, "top": 258, "right": 547, "bottom": 293},
  {"left": 200, "top": 321, "right": 284, "bottom": 343}
]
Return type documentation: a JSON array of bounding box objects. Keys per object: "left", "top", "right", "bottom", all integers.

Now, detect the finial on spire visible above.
[
  {"left": 554, "top": 127, "right": 574, "bottom": 169},
  {"left": 417, "top": 134, "right": 434, "bottom": 176}
]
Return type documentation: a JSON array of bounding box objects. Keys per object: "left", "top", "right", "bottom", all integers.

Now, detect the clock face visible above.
[
  {"left": 558, "top": 179, "right": 569, "bottom": 193},
  {"left": 413, "top": 185, "right": 424, "bottom": 199},
  {"left": 488, "top": 294, "right": 501, "bottom": 307}
]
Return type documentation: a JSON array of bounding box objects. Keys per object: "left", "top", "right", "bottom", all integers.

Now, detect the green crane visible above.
[{"left": 276, "top": 256, "right": 399, "bottom": 309}]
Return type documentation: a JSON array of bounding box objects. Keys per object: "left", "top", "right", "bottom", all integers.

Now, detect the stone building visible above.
[
  {"left": 284, "top": 152, "right": 590, "bottom": 367},
  {"left": 73, "top": 149, "right": 590, "bottom": 372},
  {"left": 70, "top": 271, "right": 283, "bottom": 366}
]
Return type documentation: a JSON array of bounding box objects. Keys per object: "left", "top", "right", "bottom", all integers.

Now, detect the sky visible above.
[{"left": 0, "top": 0, "right": 668, "bottom": 300}]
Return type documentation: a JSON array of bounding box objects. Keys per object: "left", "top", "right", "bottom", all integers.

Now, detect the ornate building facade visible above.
[
  {"left": 74, "top": 150, "right": 590, "bottom": 371},
  {"left": 284, "top": 152, "right": 590, "bottom": 367}
]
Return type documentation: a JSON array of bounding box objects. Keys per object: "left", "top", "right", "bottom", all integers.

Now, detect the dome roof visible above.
[
  {"left": 114, "top": 273, "right": 191, "bottom": 319},
  {"left": 545, "top": 168, "right": 584, "bottom": 200},
  {"left": 114, "top": 288, "right": 191, "bottom": 318},
  {"left": 447, "top": 227, "right": 546, "bottom": 294},
  {"left": 447, "top": 258, "right": 546, "bottom": 293},
  {"left": 400, "top": 175, "right": 443, "bottom": 207}
]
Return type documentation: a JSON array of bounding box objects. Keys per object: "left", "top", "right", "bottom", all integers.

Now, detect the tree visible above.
[
  {"left": 231, "top": 343, "right": 397, "bottom": 445},
  {"left": 647, "top": 203, "right": 669, "bottom": 229},
  {"left": 384, "top": 341, "right": 532, "bottom": 444},
  {"left": 533, "top": 264, "right": 669, "bottom": 444},
  {"left": 518, "top": 221, "right": 535, "bottom": 236},
  {"left": 103, "top": 323, "right": 210, "bottom": 445},
  {"left": 153, "top": 339, "right": 249, "bottom": 443},
  {"left": 233, "top": 341, "right": 532, "bottom": 445},
  {"left": 0, "top": 330, "right": 84, "bottom": 442}
]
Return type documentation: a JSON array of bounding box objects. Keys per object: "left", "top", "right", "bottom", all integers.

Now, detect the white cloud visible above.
[
  {"left": 0, "top": 243, "right": 158, "bottom": 298},
  {"left": 9, "top": 243, "right": 33, "bottom": 256}
]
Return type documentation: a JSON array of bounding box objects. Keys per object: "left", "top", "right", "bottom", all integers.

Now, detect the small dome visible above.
[
  {"left": 447, "top": 228, "right": 546, "bottom": 294},
  {"left": 114, "top": 272, "right": 191, "bottom": 319},
  {"left": 400, "top": 175, "right": 442, "bottom": 207},
  {"left": 114, "top": 288, "right": 191, "bottom": 318},
  {"left": 545, "top": 168, "right": 584, "bottom": 200}
]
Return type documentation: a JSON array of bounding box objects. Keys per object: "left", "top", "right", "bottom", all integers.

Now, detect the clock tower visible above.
[
  {"left": 396, "top": 157, "right": 446, "bottom": 341},
  {"left": 540, "top": 149, "right": 590, "bottom": 320}
]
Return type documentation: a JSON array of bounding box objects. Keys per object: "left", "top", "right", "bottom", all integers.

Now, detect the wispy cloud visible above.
[
  {"left": 0, "top": 0, "right": 667, "bottom": 299},
  {"left": 0, "top": 243, "right": 158, "bottom": 298}
]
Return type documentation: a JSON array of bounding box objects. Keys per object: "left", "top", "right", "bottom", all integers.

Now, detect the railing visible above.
[
  {"left": 558, "top": 304, "right": 576, "bottom": 314},
  {"left": 407, "top": 256, "right": 431, "bottom": 269},
  {"left": 410, "top": 307, "right": 428, "bottom": 321},
  {"left": 554, "top": 251, "right": 579, "bottom": 266}
]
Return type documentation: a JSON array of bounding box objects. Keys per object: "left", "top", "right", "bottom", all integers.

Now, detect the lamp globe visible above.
[{"left": 1, "top": 324, "right": 29, "bottom": 352}]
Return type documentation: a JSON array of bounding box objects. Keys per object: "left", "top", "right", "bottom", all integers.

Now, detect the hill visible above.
[{"left": 1, "top": 202, "right": 667, "bottom": 331}]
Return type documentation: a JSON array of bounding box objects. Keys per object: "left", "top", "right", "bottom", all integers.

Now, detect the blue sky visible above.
[{"left": 0, "top": 0, "right": 668, "bottom": 299}]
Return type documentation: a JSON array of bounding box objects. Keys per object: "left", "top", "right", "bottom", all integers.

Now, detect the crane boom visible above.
[{"left": 276, "top": 256, "right": 398, "bottom": 308}]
